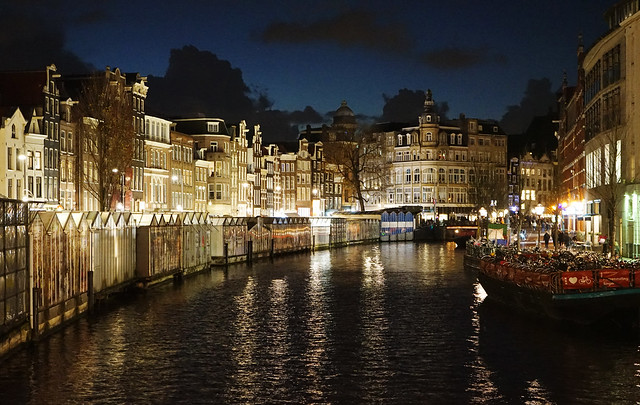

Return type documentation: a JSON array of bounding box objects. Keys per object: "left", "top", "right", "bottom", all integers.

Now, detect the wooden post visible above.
[
  {"left": 31, "top": 287, "right": 40, "bottom": 341},
  {"left": 88, "top": 270, "right": 94, "bottom": 314},
  {"left": 224, "top": 242, "right": 229, "bottom": 266},
  {"left": 247, "top": 240, "right": 253, "bottom": 263}
]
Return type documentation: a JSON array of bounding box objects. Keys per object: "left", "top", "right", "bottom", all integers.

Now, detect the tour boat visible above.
[{"left": 464, "top": 242, "right": 640, "bottom": 325}]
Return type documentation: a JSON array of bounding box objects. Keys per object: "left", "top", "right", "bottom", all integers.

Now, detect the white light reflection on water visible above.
[
  {"left": 466, "top": 281, "right": 501, "bottom": 403},
  {"left": 266, "top": 278, "right": 291, "bottom": 394},
  {"left": 360, "top": 245, "right": 391, "bottom": 402},
  {"left": 230, "top": 277, "right": 258, "bottom": 402},
  {"left": 304, "top": 251, "right": 333, "bottom": 400}
]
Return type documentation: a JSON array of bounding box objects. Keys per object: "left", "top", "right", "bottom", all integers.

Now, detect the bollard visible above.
[
  {"left": 224, "top": 242, "right": 229, "bottom": 266},
  {"left": 312, "top": 234, "right": 316, "bottom": 252},
  {"left": 247, "top": 240, "right": 253, "bottom": 263}
]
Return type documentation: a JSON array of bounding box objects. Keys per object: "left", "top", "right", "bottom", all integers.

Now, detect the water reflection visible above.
[
  {"left": 229, "top": 277, "right": 258, "bottom": 403},
  {"left": 359, "top": 245, "right": 390, "bottom": 403},
  {"left": 0, "top": 243, "right": 638, "bottom": 404},
  {"left": 304, "top": 251, "right": 332, "bottom": 401}
]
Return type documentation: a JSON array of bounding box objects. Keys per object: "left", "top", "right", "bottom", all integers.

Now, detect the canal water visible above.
[{"left": 0, "top": 242, "right": 638, "bottom": 404}]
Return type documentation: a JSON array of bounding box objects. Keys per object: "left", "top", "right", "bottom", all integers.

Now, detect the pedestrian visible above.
[
  {"left": 565, "top": 232, "right": 573, "bottom": 249},
  {"left": 543, "top": 232, "right": 550, "bottom": 249}
]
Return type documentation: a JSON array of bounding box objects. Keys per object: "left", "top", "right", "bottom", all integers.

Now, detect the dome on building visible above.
[{"left": 333, "top": 100, "right": 356, "bottom": 126}]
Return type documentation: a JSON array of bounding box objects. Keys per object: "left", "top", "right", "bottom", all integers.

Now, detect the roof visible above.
[{"left": 333, "top": 100, "right": 356, "bottom": 126}]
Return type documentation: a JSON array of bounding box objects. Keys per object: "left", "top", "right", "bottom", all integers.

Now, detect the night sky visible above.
[{"left": 1, "top": 0, "right": 616, "bottom": 139}]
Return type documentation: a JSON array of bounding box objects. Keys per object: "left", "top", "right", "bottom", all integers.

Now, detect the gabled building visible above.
[
  {"left": 378, "top": 90, "right": 508, "bottom": 221},
  {"left": 0, "top": 65, "right": 60, "bottom": 207},
  {"left": 143, "top": 115, "right": 172, "bottom": 211},
  {"left": 170, "top": 130, "right": 195, "bottom": 211},
  {"left": 175, "top": 118, "right": 232, "bottom": 216},
  {"left": 0, "top": 107, "right": 45, "bottom": 202}
]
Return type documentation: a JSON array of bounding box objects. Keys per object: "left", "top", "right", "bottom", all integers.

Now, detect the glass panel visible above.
[
  {"left": 5, "top": 271, "right": 15, "bottom": 297},
  {"left": 5, "top": 296, "right": 16, "bottom": 322},
  {"left": 16, "top": 291, "right": 25, "bottom": 317},
  {"left": 0, "top": 276, "right": 5, "bottom": 300},
  {"left": 5, "top": 226, "right": 15, "bottom": 249},
  {"left": 0, "top": 251, "right": 4, "bottom": 276},
  {"left": 4, "top": 202, "right": 14, "bottom": 225},
  {"left": 16, "top": 247, "right": 25, "bottom": 271},
  {"left": 16, "top": 270, "right": 25, "bottom": 294},
  {"left": 16, "top": 225, "right": 26, "bottom": 249},
  {"left": 5, "top": 249, "right": 15, "bottom": 273},
  {"left": 16, "top": 202, "right": 27, "bottom": 225}
]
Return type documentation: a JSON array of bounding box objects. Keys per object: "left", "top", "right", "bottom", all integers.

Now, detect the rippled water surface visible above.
[{"left": 0, "top": 242, "right": 639, "bottom": 404}]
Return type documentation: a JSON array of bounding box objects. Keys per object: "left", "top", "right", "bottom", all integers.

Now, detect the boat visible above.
[{"left": 464, "top": 240, "right": 640, "bottom": 325}]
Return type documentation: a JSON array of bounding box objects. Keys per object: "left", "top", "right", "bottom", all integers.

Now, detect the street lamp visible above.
[
  {"left": 478, "top": 207, "right": 487, "bottom": 238},
  {"left": 113, "top": 168, "right": 125, "bottom": 210}
]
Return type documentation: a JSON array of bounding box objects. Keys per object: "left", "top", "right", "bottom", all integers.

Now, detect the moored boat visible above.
[{"left": 464, "top": 241, "right": 640, "bottom": 325}]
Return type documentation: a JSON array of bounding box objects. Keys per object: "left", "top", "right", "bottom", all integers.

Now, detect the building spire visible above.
[{"left": 424, "top": 89, "right": 434, "bottom": 113}]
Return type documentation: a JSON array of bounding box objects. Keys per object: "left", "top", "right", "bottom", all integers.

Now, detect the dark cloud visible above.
[
  {"left": 72, "top": 9, "right": 111, "bottom": 25},
  {"left": 381, "top": 88, "right": 449, "bottom": 123},
  {"left": 500, "top": 78, "right": 558, "bottom": 135},
  {"left": 258, "top": 9, "right": 506, "bottom": 71},
  {"left": 148, "top": 46, "right": 254, "bottom": 121},
  {"left": 288, "top": 106, "right": 324, "bottom": 124},
  {"left": 0, "top": 5, "right": 91, "bottom": 73},
  {"left": 147, "top": 45, "right": 324, "bottom": 142},
  {"left": 259, "top": 9, "right": 412, "bottom": 53},
  {"left": 419, "top": 47, "right": 507, "bottom": 70}
]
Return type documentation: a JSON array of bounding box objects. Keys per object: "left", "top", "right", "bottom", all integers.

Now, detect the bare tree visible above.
[
  {"left": 73, "top": 74, "right": 135, "bottom": 211},
  {"left": 467, "top": 160, "right": 508, "bottom": 238},
  {"left": 324, "top": 126, "right": 391, "bottom": 211}
]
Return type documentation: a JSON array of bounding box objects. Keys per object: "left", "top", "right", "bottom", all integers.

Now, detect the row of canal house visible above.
[
  {"left": 0, "top": 65, "right": 353, "bottom": 217},
  {"left": 0, "top": 196, "right": 383, "bottom": 358},
  {"left": 557, "top": 1, "right": 640, "bottom": 256}
]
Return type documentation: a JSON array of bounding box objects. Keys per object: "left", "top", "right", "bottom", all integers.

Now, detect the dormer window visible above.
[
  {"left": 450, "top": 133, "right": 455, "bottom": 144},
  {"left": 457, "top": 134, "right": 463, "bottom": 145},
  {"left": 208, "top": 121, "right": 219, "bottom": 133},
  {"left": 426, "top": 115, "right": 431, "bottom": 122}
]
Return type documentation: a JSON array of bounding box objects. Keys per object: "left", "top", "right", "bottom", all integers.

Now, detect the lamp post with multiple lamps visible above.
[
  {"left": 112, "top": 168, "right": 125, "bottom": 211},
  {"left": 478, "top": 207, "right": 488, "bottom": 238}
]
